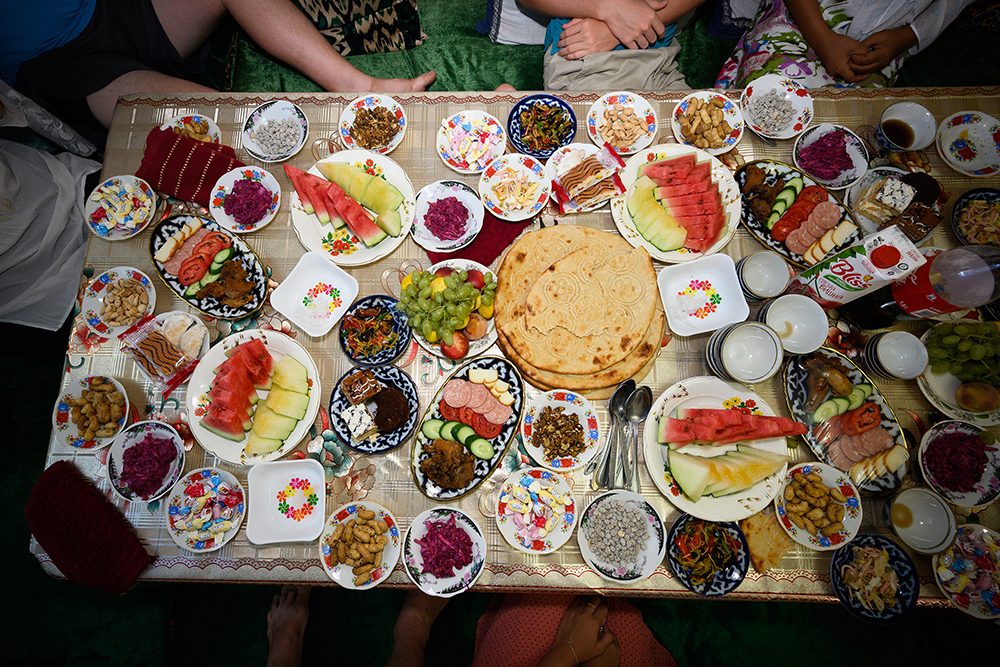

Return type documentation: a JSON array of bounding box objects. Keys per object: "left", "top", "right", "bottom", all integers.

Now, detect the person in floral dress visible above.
[{"left": 715, "top": 0, "right": 973, "bottom": 88}]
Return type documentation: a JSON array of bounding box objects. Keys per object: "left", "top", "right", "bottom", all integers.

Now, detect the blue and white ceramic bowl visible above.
[
  {"left": 830, "top": 534, "right": 919, "bottom": 623},
  {"left": 329, "top": 364, "right": 419, "bottom": 455},
  {"left": 507, "top": 94, "right": 576, "bottom": 159},
  {"left": 666, "top": 513, "right": 749, "bottom": 597},
  {"left": 337, "top": 294, "right": 411, "bottom": 366}
]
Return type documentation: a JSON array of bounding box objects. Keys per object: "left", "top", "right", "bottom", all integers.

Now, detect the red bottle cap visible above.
[{"left": 870, "top": 245, "right": 901, "bottom": 268}]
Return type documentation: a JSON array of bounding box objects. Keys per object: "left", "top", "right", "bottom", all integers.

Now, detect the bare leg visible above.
[
  {"left": 86, "top": 70, "right": 215, "bottom": 128},
  {"left": 266, "top": 586, "right": 311, "bottom": 667},
  {"left": 152, "top": 0, "right": 435, "bottom": 92},
  {"left": 386, "top": 591, "right": 449, "bottom": 667}
]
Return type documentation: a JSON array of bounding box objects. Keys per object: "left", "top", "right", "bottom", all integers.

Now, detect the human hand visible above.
[
  {"left": 813, "top": 30, "right": 868, "bottom": 83},
  {"left": 582, "top": 632, "right": 621, "bottom": 667},
  {"left": 849, "top": 26, "right": 917, "bottom": 75},
  {"left": 599, "top": 0, "right": 667, "bottom": 49},
  {"left": 558, "top": 18, "right": 620, "bottom": 59},
  {"left": 550, "top": 596, "right": 616, "bottom": 664}
]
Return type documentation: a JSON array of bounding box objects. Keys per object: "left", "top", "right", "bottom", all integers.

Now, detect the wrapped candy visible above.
[{"left": 551, "top": 144, "right": 625, "bottom": 214}]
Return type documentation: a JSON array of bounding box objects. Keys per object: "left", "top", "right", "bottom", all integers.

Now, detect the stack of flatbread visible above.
[{"left": 495, "top": 226, "right": 665, "bottom": 399}]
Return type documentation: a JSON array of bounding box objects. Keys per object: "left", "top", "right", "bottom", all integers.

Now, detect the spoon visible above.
[
  {"left": 622, "top": 386, "right": 652, "bottom": 493},
  {"left": 590, "top": 379, "right": 634, "bottom": 490}
]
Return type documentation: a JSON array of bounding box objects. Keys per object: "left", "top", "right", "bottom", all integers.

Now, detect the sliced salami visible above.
[
  {"left": 812, "top": 201, "right": 842, "bottom": 231},
  {"left": 827, "top": 437, "right": 853, "bottom": 471},
  {"left": 443, "top": 380, "right": 471, "bottom": 408},
  {"left": 464, "top": 383, "right": 492, "bottom": 411},
  {"left": 803, "top": 212, "right": 826, "bottom": 239},
  {"left": 858, "top": 427, "right": 893, "bottom": 457},
  {"left": 784, "top": 227, "right": 811, "bottom": 257},
  {"left": 484, "top": 402, "right": 513, "bottom": 425}
]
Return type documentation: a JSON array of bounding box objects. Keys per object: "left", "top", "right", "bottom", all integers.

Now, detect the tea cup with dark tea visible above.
[{"left": 876, "top": 102, "right": 936, "bottom": 151}]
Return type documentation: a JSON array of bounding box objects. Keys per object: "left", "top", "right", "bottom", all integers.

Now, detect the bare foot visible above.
[
  {"left": 386, "top": 591, "right": 449, "bottom": 667},
  {"left": 267, "top": 586, "right": 311, "bottom": 667},
  {"left": 371, "top": 70, "right": 437, "bottom": 92},
  {"left": 495, "top": 83, "right": 516, "bottom": 92}
]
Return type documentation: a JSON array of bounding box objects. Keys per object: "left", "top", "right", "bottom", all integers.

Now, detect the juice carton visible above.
[{"left": 786, "top": 225, "right": 925, "bottom": 309}]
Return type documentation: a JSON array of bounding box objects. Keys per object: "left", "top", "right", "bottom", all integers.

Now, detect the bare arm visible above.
[
  {"left": 521, "top": 0, "right": 669, "bottom": 48},
  {"left": 654, "top": 0, "right": 706, "bottom": 26},
  {"left": 786, "top": 0, "right": 866, "bottom": 82}
]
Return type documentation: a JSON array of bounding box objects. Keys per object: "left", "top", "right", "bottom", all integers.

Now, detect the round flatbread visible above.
[{"left": 496, "top": 226, "right": 657, "bottom": 375}]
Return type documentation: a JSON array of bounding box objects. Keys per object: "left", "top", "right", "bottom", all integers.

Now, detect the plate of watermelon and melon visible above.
[
  {"left": 284, "top": 149, "right": 415, "bottom": 267},
  {"left": 643, "top": 376, "right": 805, "bottom": 522},
  {"left": 186, "top": 329, "right": 321, "bottom": 465},
  {"left": 610, "top": 144, "right": 741, "bottom": 263}
]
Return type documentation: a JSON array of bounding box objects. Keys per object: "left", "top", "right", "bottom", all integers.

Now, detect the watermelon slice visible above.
[
  {"left": 283, "top": 164, "right": 315, "bottom": 215},
  {"left": 655, "top": 188, "right": 717, "bottom": 207},
  {"left": 642, "top": 155, "right": 696, "bottom": 181},
  {"left": 226, "top": 340, "right": 273, "bottom": 390},
  {"left": 325, "top": 181, "right": 387, "bottom": 248},
  {"left": 202, "top": 403, "right": 252, "bottom": 441},
  {"left": 212, "top": 364, "right": 257, "bottom": 400},
  {"left": 661, "top": 410, "right": 807, "bottom": 447},
  {"left": 303, "top": 178, "right": 333, "bottom": 225}
]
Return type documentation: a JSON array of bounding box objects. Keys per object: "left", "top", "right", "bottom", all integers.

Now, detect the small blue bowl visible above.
[
  {"left": 666, "top": 513, "right": 749, "bottom": 597},
  {"left": 830, "top": 534, "right": 920, "bottom": 624},
  {"left": 507, "top": 94, "right": 577, "bottom": 159},
  {"left": 337, "top": 294, "right": 411, "bottom": 367}
]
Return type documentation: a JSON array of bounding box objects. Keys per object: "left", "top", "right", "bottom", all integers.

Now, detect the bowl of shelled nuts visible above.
[
  {"left": 773, "top": 462, "right": 863, "bottom": 551},
  {"left": 671, "top": 91, "right": 744, "bottom": 156}
]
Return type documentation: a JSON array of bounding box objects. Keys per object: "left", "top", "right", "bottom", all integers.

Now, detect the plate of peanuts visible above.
[
  {"left": 773, "top": 462, "right": 863, "bottom": 551},
  {"left": 320, "top": 501, "right": 401, "bottom": 589},
  {"left": 671, "top": 91, "right": 744, "bottom": 156},
  {"left": 81, "top": 266, "right": 157, "bottom": 338}
]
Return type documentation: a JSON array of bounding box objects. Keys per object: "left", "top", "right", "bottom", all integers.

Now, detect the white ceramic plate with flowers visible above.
[
  {"left": 165, "top": 467, "right": 246, "bottom": 553},
  {"left": 51, "top": 375, "right": 130, "bottom": 450},
  {"left": 412, "top": 180, "right": 485, "bottom": 252},
  {"left": 586, "top": 91, "right": 657, "bottom": 156},
  {"left": 793, "top": 124, "right": 869, "bottom": 190},
  {"left": 85, "top": 175, "right": 157, "bottom": 241},
  {"left": 242, "top": 100, "right": 309, "bottom": 163},
  {"left": 338, "top": 93, "right": 407, "bottom": 154},
  {"left": 656, "top": 254, "right": 749, "bottom": 337},
  {"left": 495, "top": 467, "right": 576, "bottom": 554},
  {"left": 210, "top": 166, "right": 281, "bottom": 233},
  {"left": 107, "top": 420, "right": 186, "bottom": 502},
  {"left": 436, "top": 110, "right": 507, "bottom": 174},
  {"left": 643, "top": 376, "right": 790, "bottom": 522},
  {"left": 773, "top": 462, "right": 862, "bottom": 551},
  {"left": 80, "top": 266, "right": 156, "bottom": 338},
  {"left": 918, "top": 420, "right": 1000, "bottom": 509},
  {"left": 403, "top": 507, "right": 487, "bottom": 597},
  {"left": 478, "top": 153, "right": 551, "bottom": 222},
  {"left": 670, "top": 91, "right": 744, "bottom": 156},
  {"left": 611, "top": 143, "right": 741, "bottom": 263},
  {"left": 320, "top": 501, "right": 401, "bottom": 589},
  {"left": 246, "top": 458, "right": 326, "bottom": 544},
  {"left": 521, "top": 390, "right": 601, "bottom": 472},
  {"left": 287, "top": 150, "right": 415, "bottom": 267},
  {"left": 579, "top": 490, "right": 666, "bottom": 583},
  {"left": 544, "top": 143, "right": 603, "bottom": 213},
  {"left": 270, "top": 251, "right": 360, "bottom": 338},
  {"left": 160, "top": 113, "right": 222, "bottom": 143},
  {"left": 935, "top": 111, "right": 1000, "bottom": 178},
  {"left": 740, "top": 74, "right": 814, "bottom": 140}
]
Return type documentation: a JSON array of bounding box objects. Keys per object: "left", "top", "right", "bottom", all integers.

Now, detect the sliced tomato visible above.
[
  {"left": 474, "top": 414, "right": 503, "bottom": 439},
  {"left": 841, "top": 402, "right": 881, "bottom": 435},
  {"left": 177, "top": 254, "right": 210, "bottom": 286},
  {"left": 771, "top": 209, "right": 808, "bottom": 242},
  {"left": 459, "top": 407, "right": 477, "bottom": 427}
]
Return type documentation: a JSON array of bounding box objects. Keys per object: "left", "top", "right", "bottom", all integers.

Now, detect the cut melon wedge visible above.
[
  {"left": 266, "top": 386, "right": 310, "bottom": 420},
  {"left": 251, "top": 404, "right": 298, "bottom": 441},
  {"left": 245, "top": 431, "right": 284, "bottom": 456},
  {"left": 668, "top": 449, "right": 714, "bottom": 502},
  {"left": 272, "top": 356, "right": 309, "bottom": 394}
]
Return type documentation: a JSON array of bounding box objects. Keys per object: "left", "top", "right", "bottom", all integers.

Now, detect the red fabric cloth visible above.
[
  {"left": 472, "top": 594, "right": 676, "bottom": 667},
  {"left": 25, "top": 461, "right": 153, "bottom": 594},
  {"left": 135, "top": 127, "right": 244, "bottom": 207},
  {"left": 425, "top": 211, "right": 532, "bottom": 267}
]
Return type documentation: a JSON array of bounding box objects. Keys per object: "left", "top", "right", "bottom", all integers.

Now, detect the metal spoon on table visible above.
[
  {"left": 622, "top": 386, "right": 652, "bottom": 494},
  {"left": 589, "top": 380, "right": 634, "bottom": 490}
]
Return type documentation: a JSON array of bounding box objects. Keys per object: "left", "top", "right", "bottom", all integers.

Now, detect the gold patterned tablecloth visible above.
[{"left": 31, "top": 89, "right": 1000, "bottom": 605}]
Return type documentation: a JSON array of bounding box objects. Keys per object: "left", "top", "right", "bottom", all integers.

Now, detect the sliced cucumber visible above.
[
  {"left": 812, "top": 399, "right": 841, "bottom": 423},
  {"left": 467, "top": 437, "right": 495, "bottom": 460},
  {"left": 209, "top": 260, "right": 224, "bottom": 275},
  {"left": 776, "top": 187, "right": 797, "bottom": 211},
  {"left": 213, "top": 247, "right": 233, "bottom": 263},
  {"left": 421, "top": 419, "right": 444, "bottom": 440},
  {"left": 846, "top": 387, "right": 866, "bottom": 410},
  {"left": 439, "top": 421, "right": 461, "bottom": 441},
  {"left": 832, "top": 397, "right": 852, "bottom": 414},
  {"left": 856, "top": 383, "right": 873, "bottom": 400},
  {"left": 184, "top": 281, "right": 201, "bottom": 297},
  {"left": 787, "top": 176, "right": 805, "bottom": 195},
  {"left": 454, "top": 425, "right": 476, "bottom": 445},
  {"left": 201, "top": 272, "right": 221, "bottom": 286}
]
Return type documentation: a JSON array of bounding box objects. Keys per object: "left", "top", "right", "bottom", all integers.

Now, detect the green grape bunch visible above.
[
  {"left": 925, "top": 321, "right": 1000, "bottom": 385},
  {"left": 394, "top": 267, "right": 497, "bottom": 347}
]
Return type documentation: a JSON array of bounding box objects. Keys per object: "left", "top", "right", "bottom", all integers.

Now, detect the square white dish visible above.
[
  {"left": 270, "top": 251, "right": 359, "bottom": 337},
  {"left": 657, "top": 253, "right": 749, "bottom": 336},
  {"left": 246, "top": 459, "right": 326, "bottom": 544}
]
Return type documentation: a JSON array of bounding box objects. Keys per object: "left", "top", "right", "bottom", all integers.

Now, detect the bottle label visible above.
[{"left": 891, "top": 256, "right": 961, "bottom": 317}]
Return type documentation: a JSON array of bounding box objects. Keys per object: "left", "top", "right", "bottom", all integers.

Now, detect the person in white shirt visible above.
[{"left": 715, "top": 0, "right": 973, "bottom": 88}]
